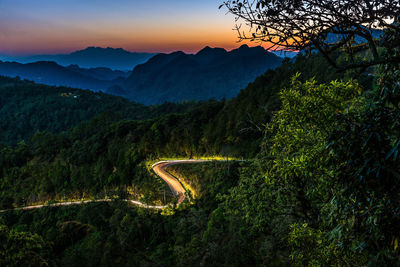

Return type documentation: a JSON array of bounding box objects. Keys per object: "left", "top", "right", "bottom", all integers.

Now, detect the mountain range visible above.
[
  {"left": 115, "top": 45, "right": 283, "bottom": 104},
  {"left": 0, "top": 60, "right": 128, "bottom": 91},
  {"left": 0, "top": 45, "right": 283, "bottom": 104},
  {"left": 0, "top": 47, "right": 156, "bottom": 70}
]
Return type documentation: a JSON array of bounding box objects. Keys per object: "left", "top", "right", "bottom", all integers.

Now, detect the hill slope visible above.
[
  {"left": 117, "top": 45, "right": 283, "bottom": 104},
  {"left": 0, "top": 76, "right": 203, "bottom": 145}
]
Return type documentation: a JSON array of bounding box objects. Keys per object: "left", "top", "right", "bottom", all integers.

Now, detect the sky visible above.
[{"left": 0, "top": 0, "right": 253, "bottom": 56}]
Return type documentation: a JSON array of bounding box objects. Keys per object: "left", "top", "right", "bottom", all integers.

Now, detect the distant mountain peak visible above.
[
  {"left": 83, "top": 46, "right": 122, "bottom": 50},
  {"left": 171, "top": 51, "right": 185, "bottom": 56},
  {"left": 235, "top": 44, "right": 267, "bottom": 51},
  {"left": 71, "top": 46, "right": 132, "bottom": 55},
  {"left": 0, "top": 47, "right": 157, "bottom": 71},
  {"left": 230, "top": 45, "right": 276, "bottom": 57},
  {"left": 197, "top": 46, "right": 213, "bottom": 53},
  {"left": 196, "top": 46, "right": 227, "bottom": 56}
]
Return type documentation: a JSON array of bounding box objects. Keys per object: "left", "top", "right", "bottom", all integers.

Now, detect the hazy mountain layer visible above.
[
  {"left": 0, "top": 60, "right": 122, "bottom": 91},
  {"left": 0, "top": 47, "right": 156, "bottom": 70},
  {"left": 0, "top": 46, "right": 283, "bottom": 104}
]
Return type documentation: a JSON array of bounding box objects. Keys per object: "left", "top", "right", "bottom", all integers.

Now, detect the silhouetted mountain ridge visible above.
[
  {"left": 118, "top": 45, "right": 282, "bottom": 104},
  {"left": 0, "top": 45, "right": 283, "bottom": 104},
  {"left": 66, "top": 64, "right": 131, "bottom": 80},
  {"left": 0, "top": 47, "right": 156, "bottom": 70},
  {"left": 0, "top": 60, "right": 125, "bottom": 91}
]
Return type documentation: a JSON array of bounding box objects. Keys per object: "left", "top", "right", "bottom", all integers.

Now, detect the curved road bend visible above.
[
  {"left": 151, "top": 159, "right": 208, "bottom": 203},
  {"left": 0, "top": 159, "right": 208, "bottom": 213}
]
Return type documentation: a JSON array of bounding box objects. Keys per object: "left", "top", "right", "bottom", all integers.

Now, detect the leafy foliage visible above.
[
  {"left": 287, "top": 223, "right": 343, "bottom": 266},
  {"left": 325, "top": 66, "right": 400, "bottom": 264},
  {"left": 0, "top": 224, "right": 50, "bottom": 266},
  {"left": 220, "top": 76, "right": 367, "bottom": 265}
]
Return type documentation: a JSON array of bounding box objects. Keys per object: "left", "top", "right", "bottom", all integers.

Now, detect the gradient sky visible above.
[{"left": 0, "top": 0, "right": 254, "bottom": 56}]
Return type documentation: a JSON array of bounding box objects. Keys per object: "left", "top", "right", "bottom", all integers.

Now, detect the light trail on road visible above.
[{"left": 0, "top": 159, "right": 209, "bottom": 212}]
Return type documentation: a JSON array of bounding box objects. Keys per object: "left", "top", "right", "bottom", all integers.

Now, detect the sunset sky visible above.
[{"left": 0, "top": 0, "right": 253, "bottom": 56}]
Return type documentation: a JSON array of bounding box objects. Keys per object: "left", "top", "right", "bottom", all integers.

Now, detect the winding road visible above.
[
  {"left": 152, "top": 159, "right": 208, "bottom": 203},
  {"left": 0, "top": 159, "right": 208, "bottom": 213}
]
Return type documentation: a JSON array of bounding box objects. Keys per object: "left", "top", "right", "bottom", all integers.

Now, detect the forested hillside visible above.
[{"left": 0, "top": 76, "right": 202, "bottom": 145}]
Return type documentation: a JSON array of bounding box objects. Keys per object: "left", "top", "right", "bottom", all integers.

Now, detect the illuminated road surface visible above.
[
  {"left": 0, "top": 199, "right": 166, "bottom": 212},
  {"left": 0, "top": 159, "right": 208, "bottom": 212},
  {"left": 151, "top": 160, "right": 208, "bottom": 203}
]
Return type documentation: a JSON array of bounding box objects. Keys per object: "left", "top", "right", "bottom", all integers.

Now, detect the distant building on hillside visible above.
[{"left": 60, "top": 92, "right": 79, "bottom": 98}]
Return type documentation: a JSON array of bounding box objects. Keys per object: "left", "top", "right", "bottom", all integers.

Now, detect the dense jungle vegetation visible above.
[
  {"left": 0, "top": 76, "right": 204, "bottom": 146},
  {"left": 1, "top": 41, "right": 399, "bottom": 265}
]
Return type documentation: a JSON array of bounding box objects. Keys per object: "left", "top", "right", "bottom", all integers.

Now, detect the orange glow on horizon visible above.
[
  {"left": 0, "top": 0, "right": 274, "bottom": 56},
  {"left": 0, "top": 27, "right": 266, "bottom": 55}
]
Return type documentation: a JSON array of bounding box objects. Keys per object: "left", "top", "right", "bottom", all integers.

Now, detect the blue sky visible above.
[{"left": 0, "top": 0, "right": 246, "bottom": 55}]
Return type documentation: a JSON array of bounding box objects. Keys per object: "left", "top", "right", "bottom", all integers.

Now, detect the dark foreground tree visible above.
[{"left": 221, "top": 0, "right": 400, "bottom": 71}]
